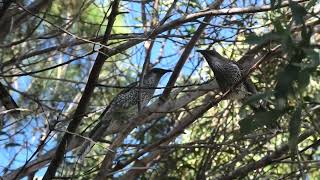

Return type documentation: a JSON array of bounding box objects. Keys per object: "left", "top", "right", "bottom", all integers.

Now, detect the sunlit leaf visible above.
[{"left": 306, "top": 0, "right": 317, "bottom": 9}]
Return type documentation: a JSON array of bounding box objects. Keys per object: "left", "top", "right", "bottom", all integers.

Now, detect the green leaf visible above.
[
  {"left": 297, "top": 70, "right": 310, "bottom": 90},
  {"left": 300, "top": 26, "right": 312, "bottom": 46},
  {"left": 289, "top": 1, "right": 307, "bottom": 25},
  {"left": 254, "top": 110, "right": 283, "bottom": 128},
  {"left": 271, "top": 0, "right": 282, "bottom": 9},
  {"left": 242, "top": 91, "right": 273, "bottom": 107},
  {"left": 245, "top": 32, "right": 281, "bottom": 45},
  {"left": 275, "top": 65, "right": 298, "bottom": 98},
  {"left": 245, "top": 33, "right": 260, "bottom": 44},
  {"left": 305, "top": 49, "right": 320, "bottom": 68},
  {"left": 239, "top": 116, "right": 255, "bottom": 135},
  {"left": 288, "top": 105, "right": 302, "bottom": 156},
  {"left": 239, "top": 110, "right": 283, "bottom": 134},
  {"left": 306, "top": 0, "right": 317, "bottom": 9},
  {"left": 240, "top": 91, "right": 273, "bottom": 116},
  {"left": 271, "top": 0, "right": 276, "bottom": 8},
  {"left": 280, "top": 34, "right": 295, "bottom": 56},
  {"left": 272, "top": 19, "right": 286, "bottom": 34}
]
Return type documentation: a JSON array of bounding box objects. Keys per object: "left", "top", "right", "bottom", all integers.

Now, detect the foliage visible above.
[{"left": 0, "top": 0, "right": 319, "bottom": 179}]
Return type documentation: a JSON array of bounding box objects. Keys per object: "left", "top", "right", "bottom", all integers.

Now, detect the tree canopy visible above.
[{"left": 0, "top": 0, "right": 319, "bottom": 179}]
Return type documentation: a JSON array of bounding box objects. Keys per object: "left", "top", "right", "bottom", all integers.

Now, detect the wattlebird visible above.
[
  {"left": 198, "top": 49, "right": 280, "bottom": 129},
  {"left": 77, "top": 68, "right": 172, "bottom": 159},
  {"left": 197, "top": 49, "right": 256, "bottom": 100}
]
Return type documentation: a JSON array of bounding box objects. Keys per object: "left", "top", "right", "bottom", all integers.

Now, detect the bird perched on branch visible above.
[
  {"left": 77, "top": 68, "right": 172, "bottom": 159},
  {"left": 198, "top": 49, "right": 280, "bottom": 130},
  {"left": 0, "top": 82, "right": 19, "bottom": 118},
  {"left": 197, "top": 49, "right": 255, "bottom": 100}
]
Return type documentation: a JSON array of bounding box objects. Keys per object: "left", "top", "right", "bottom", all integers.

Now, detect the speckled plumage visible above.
[
  {"left": 198, "top": 49, "right": 280, "bottom": 130},
  {"left": 198, "top": 49, "right": 250, "bottom": 99},
  {"left": 77, "top": 68, "right": 171, "bottom": 159},
  {"left": 100, "top": 68, "right": 171, "bottom": 121}
]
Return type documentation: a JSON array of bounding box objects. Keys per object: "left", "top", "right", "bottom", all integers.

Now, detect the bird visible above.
[
  {"left": 77, "top": 68, "right": 172, "bottom": 159},
  {"left": 197, "top": 49, "right": 253, "bottom": 100},
  {"left": 0, "top": 82, "right": 19, "bottom": 118},
  {"left": 198, "top": 49, "right": 280, "bottom": 130}
]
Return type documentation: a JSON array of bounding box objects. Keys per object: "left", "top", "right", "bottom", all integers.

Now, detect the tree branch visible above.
[
  {"left": 160, "top": 0, "right": 224, "bottom": 100},
  {"left": 42, "top": 1, "right": 120, "bottom": 179},
  {"left": 217, "top": 129, "right": 316, "bottom": 180}
]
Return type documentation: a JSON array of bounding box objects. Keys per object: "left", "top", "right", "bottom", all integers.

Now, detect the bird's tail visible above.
[
  {"left": 77, "top": 138, "right": 95, "bottom": 161},
  {"left": 76, "top": 115, "right": 112, "bottom": 161}
]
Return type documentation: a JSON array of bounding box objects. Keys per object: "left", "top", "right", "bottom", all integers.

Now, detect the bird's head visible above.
[
  {"left": 143, "top": 68, "right": 172, "bottom": 86},
  {"left": 197, "top": 49, "right": 226, "bottom": 61},
  {"left": 149, "top": 68, "right": 172, "bottom": 77},
  {"left": 197, "top": 49, "right": 230, "bottom": 69}
]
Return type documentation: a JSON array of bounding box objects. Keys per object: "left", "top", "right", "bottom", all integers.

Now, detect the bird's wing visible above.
[
  {"left": 117, "top": 81, "right": 138, "bottom": 95},
  {"left": 77, "top": 114, "right": 113, "bottom": 160},
  {"left": 99, "top": 81, "right": 138, "bottom": 116},
  {"left": 87, "top": 81, "right": 139, "bottom": 137},
  {"left": 0, "top": 82, "right": 19, "bottom": 117},
  {"left": 77, "top": 81, "right": 139, "bottom": 160}
]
